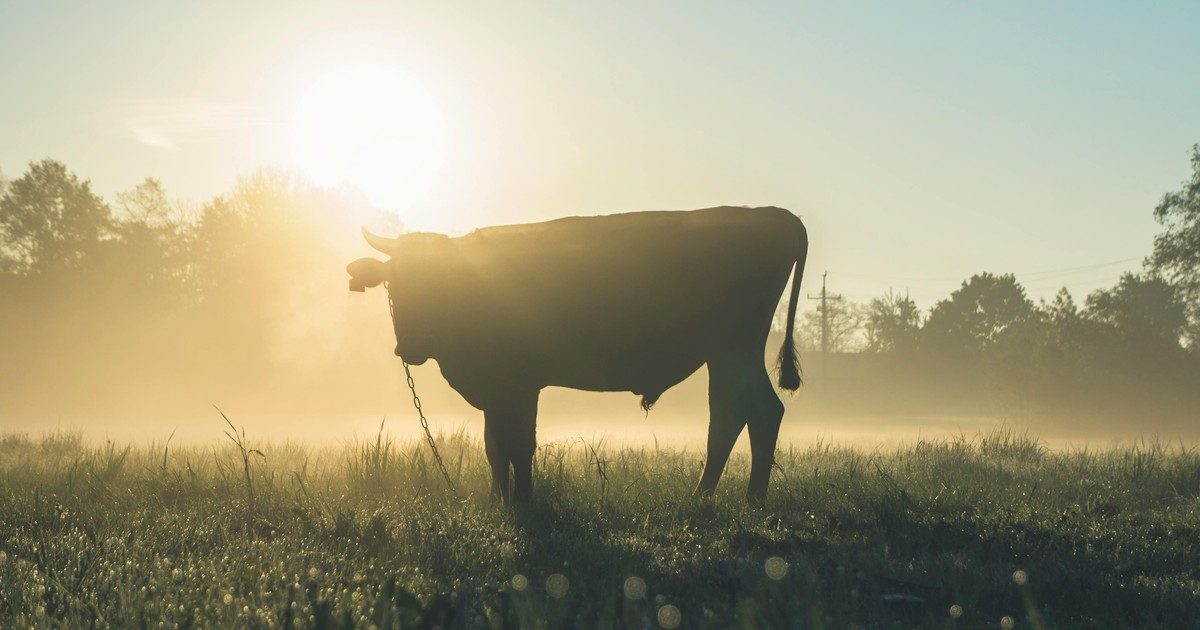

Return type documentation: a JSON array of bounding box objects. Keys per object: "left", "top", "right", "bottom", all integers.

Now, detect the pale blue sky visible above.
[{"left": 2, "top": 0, "right": 1197, "bottom": 305}]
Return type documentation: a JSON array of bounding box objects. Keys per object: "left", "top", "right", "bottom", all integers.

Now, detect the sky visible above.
[{"left": 2, "top": 0, "right": 1198, "bottom": 307}]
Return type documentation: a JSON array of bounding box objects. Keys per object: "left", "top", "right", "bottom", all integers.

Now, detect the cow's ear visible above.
[{"left": 347, "top": 257, "right": 388, "bottom": 292}]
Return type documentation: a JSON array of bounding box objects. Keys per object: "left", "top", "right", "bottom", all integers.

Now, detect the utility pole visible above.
[{"left": 807, "top": 271, "right": 843, "bottom": 377}]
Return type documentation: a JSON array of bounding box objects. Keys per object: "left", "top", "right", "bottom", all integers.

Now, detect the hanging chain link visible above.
[
  {"left": 389, "top": 287, "right": 461, "bottom": 499},
  {"left": 402, "top": 359, "right": 461, "bottom": 499}
]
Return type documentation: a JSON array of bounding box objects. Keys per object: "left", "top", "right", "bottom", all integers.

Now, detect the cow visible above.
[{"left": 346, "top": 205, "right": 808, "bottom": 503}]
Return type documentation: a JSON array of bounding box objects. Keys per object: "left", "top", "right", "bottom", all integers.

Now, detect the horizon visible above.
[{"left": 5, "top": 1, "right": 1198, "bottom": 307}]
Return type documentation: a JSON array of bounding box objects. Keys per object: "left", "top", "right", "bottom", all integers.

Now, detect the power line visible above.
[
  {"left": 1023, "top": 272, "right": 1140, "bottom": 291},
  {"left": 1012, "top": 256, "right": 1144, "bottom": 277},
  {"left": 826, "top": 271, "right": 965, "bottom": 283},
  {"left": 827, "top": 255, "right": 1143, "bottom": 284}
]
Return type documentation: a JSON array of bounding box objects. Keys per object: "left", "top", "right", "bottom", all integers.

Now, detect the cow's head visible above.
[{"left": 347, "top": 228, "right": 451, "bottom": 364}]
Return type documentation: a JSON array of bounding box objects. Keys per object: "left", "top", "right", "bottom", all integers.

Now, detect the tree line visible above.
[
  {"left": 788, "top": 146, "right": 1200, "bottom": 421},
  {"left": 0, "top": 159, "right": 395, "bottom": 418},
  {"left": 1, "top": 148, "right": 1198, "bottom": 423}
]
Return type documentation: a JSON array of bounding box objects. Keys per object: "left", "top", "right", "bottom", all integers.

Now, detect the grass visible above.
[{"left": 1, "top": 424, "right": 1199, "bottom": 628}]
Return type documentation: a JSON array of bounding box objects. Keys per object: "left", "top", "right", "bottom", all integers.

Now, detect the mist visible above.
[{"left": 2, "top": 158, "right": 1197, "bottom": 450}]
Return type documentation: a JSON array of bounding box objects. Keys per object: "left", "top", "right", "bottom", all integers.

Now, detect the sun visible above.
[{"left": 289, "top": 64, "right": 447, "bottom": 210}]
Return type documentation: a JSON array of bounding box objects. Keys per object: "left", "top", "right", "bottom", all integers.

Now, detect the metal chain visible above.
[
  {"left": 388, "top": 286, "right": 461, "bottom": 499},
  {"left": 402, "top": 360, "right": 461, "bottom": 499}
]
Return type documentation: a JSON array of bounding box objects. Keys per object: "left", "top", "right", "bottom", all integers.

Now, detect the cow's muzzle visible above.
[{"left": 395, "top": 343, "right": 429, "bottom": 365}]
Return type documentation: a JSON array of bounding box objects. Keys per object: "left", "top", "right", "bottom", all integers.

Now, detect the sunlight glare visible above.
[{"left": 289, "top": 64, "right": 447, "bottom": 211}]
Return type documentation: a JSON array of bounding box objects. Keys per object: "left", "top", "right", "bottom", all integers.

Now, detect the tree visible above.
[
  {"left": 796, "top": 298, "right": 865, "bottom": 353},
  {"left": 922, "top": 273, "right": 1036, "bottom": 358},
  {"left": 1039, "top": 287, "right": 1085, "bottom": 355},
  {"left": 0, "top": 159, "right": 111, "bottom": 274},
  {"left": 109, "top": 178, "right": 192, "bottom": 294},
  {"left": 0, "top": 170, "right": 11, "bottom": 274},
  {"left": 864, "top": 290, "right": 922, "bottom": 353},
  {"left": 1084, "top": 273, "right": 1187, "bottom": 352},
  {"left": 116, "top": 177, "right": 178, "bottom": 227},
  {"left": 1150, "top": 144, "right": 1200, "bottom": 345},
  {"left": 1044, "top": 287, "right": 1079, "bottom": 326}
]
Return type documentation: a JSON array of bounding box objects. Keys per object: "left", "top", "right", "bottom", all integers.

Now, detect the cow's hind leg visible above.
[
  {"left": 745, "top": 369, "right": 785, "bottom": 502},
  {"left": 697, "top": 357, "right": 786, "bottom": 501},
  {"left": 483, "top": 390, "right": 539, "bottom": 504},
  {"left": 695, "top": 361, "right": 747, "bottom": 496}
]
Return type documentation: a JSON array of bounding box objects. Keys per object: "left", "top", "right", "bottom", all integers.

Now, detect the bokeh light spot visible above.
[
  {"left": 764, "top": 556, "right": 789, "bottom": 580},
  {"left": 657, "top": 604, "right": 681, "bottom": 629},
  {"left": 624, "top": 576, "right": 647, "bottom": 600},
  {"left": 546, "top": 573, "right": 569, "bottom": 599},
  {"left": 510, "top": 574, "right": 528, "bottom": 591}
]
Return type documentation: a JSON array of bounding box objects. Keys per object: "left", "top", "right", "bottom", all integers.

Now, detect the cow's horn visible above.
[{"left": 362, "top": 227, "right": 401, "bottom": 255}]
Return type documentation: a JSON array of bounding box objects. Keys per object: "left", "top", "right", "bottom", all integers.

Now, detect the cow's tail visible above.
[{"left": 777, "top": 219, "right": 809, "bottom": 391}]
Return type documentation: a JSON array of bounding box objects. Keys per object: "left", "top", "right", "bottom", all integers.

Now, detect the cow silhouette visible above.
[{"left": 347, "top": 206, "right": 808, "bottom": 502}]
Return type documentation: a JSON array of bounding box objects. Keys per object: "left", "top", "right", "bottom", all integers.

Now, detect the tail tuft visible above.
[
  {"left": 778, "top": 338, "right": 802, "bottom": 390},
  {"left": 776, "top": 218, "right": 808, "bottom": 392}
]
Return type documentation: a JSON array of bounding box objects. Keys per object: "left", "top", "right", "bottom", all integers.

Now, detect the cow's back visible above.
[{"left": 433, "top": 206, "right": 803, "bottom": 399}]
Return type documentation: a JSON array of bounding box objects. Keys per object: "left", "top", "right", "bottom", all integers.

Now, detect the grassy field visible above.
[{"left": 1, "top": 424, "right": 1199, "bottom": 629}]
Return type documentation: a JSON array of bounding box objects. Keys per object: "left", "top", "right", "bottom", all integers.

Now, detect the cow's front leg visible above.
[
  {"left": 484, "top": 417, "right": 510, "bottom": 502},
  {"left": 510, "top": 422, "right": 536, "bottom": 504},
  {"left": 483, "top": 389, "right": 540, "bottom": 504}
]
